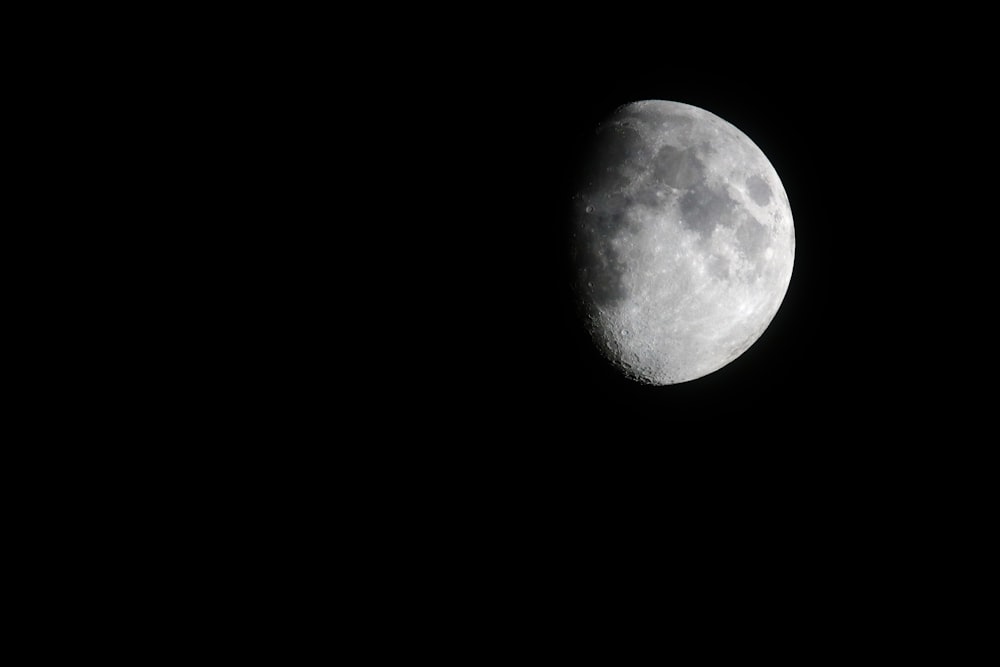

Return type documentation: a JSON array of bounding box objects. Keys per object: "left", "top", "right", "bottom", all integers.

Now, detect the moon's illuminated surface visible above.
[{"left": 571, "top": 100, "right": 794, "bottom": 385}]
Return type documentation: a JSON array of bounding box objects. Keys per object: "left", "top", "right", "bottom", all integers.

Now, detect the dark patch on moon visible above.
[
  {"left": 746, "top": 174, "right": 772, "bottom": 206},
  {"left": 586, "top": 195, "right": 634, "bottom": 236},
  {"left": 629, "top": 186, "right": 662, "bottom": 209},
  {"left": 736, "top": 216, "right": 769, "bottom": 258},
  {"left": 652, "top": 145, "right": 705, "bottom": 190},
  {"left": 707, "top": 253, "right": 730, "bottom": 280},
  {"left": 679, "top": 184, "right": 738, "bottom": 238}
]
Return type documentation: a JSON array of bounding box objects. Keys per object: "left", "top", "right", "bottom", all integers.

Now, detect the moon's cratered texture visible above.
[{"left": 571, "top": 100, "right": 794, "bottom": 385}]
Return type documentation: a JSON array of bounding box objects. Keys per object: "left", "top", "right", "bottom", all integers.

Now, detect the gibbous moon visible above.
[{"left": 571, "top": 100, "right": 794, "bottom": 385}]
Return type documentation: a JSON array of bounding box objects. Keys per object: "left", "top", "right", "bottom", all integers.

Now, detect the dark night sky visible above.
[{"left": 37, "top": 13, "right": 989, "bottom": 633}]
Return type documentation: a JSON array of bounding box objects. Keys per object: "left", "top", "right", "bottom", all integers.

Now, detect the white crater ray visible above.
[{"left": 571, "top": 100, "right": 795, "bottom": 385}]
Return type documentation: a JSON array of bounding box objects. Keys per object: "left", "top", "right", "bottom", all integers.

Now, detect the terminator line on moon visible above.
[{"left": 571, "top": 100, "right": 794, "bottom": 385}]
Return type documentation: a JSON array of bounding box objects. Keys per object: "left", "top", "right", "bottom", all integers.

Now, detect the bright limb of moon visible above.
[{"left": 571, "top": 100, "right": 794, "bottom": 385}]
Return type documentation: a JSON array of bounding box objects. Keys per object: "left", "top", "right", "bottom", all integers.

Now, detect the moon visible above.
[{"left": 571, "top": 100, "right": 794, "bottom": 385}]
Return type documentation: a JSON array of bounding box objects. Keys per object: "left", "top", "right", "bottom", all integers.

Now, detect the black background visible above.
[
  {"left": 9, "top": 11, "right": 992, "bottom": 651},
  {"left": 26, "top": 12, "right": 990, "bottom": 642}
]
